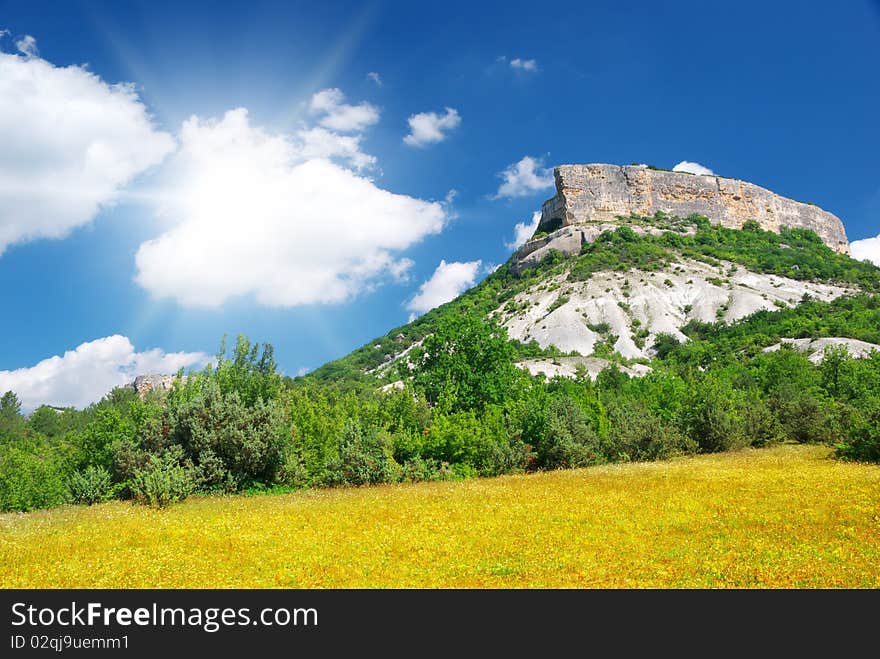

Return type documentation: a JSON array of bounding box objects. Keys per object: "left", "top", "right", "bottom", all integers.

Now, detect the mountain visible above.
[
  {"left": 308, "top": 163, "right": 879, "bottom": 386},
  {"left": 9, "top": 164, "right": 880, "bottom": 517}
]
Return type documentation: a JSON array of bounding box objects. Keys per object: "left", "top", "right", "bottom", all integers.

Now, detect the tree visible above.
[
  {"left": 170, "top": 379, "right": 288, "bottom": 490},
  {"left": 410, "top": 314, "right": 520, "bottom": 412},
  {"left": 0, "top": 391, "right": 21, "bottom": 420},
  {"left": 199, "top": 334, "right": 283, "bottom": 405},
  {"left": 0, "top": 391, "right": 24, "bottom": 439}
]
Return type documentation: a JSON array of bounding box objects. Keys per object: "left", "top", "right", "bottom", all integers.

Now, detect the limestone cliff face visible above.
[
  {"left": 538, "top": 164, "right": 850, "bottom": 254},
  {"left": 129, "top": 374, "right": 185, "bottom": 398}
]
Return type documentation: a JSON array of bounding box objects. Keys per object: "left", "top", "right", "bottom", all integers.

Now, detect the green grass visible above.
[{"left": 1, "top": 445, "right": 878, "bottom": 588}]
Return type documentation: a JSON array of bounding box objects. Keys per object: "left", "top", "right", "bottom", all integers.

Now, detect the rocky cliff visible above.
[
  {"left": 129, "top": 374, "right": 185, "bottom": 398},
  {"left": 537, "top": 164, "right": 849, "bottom": 254}
]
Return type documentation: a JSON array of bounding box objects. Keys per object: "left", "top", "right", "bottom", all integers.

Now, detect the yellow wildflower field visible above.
[{"left": 1, "top": 445, "right": 878, "bottom": 588}]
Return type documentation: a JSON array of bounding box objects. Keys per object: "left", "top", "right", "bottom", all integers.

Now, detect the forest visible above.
[{"left": 2, "top": 299, "right": 879, "bottom": 513}]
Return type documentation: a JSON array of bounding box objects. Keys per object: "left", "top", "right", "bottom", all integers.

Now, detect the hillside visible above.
[
  {"left": 307, "top": 213, "right": 880, "bottom": 386},
  {"left": 4, "top": 167, "right": 880, "bottom": 517},
  {"left": 3, "top": 445, "right": 878, "bottom": 588}
]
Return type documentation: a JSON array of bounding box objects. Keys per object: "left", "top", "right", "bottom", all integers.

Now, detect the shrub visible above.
[
  {"left": 131, "top": 448, "right": 196, "bottom": 508},
  {"left": 681, "top": 377, "right": 748, "bottom": 452},
  {"left": 171, "top": 381, "right": 288, "bottom": 490},
  {"left": 835, "top": 395, "right": 880, "bottom": 462},
  {"left": 608, "top": 402, "right": 696, "bottom": 461},
  {"left": 739, "top": 395, "right": 783, "bottom": 448},
  {"left": 275, "top": 452, "right": 310, "bottom": 489},
  {"left": 399, "top": 457, "right": 455, "bottom": 482},
  {"left": 68, "top": 465, "right": 112, "bottom": 505},
  {"left": 0, "top": 442, "right": 70, "bottom": 512},
  {"left": 534, "top": 397, "right": 604, "bottom": 469},
  {"left": 323, "top": 422, "right": 401, "bottom": 487},
  {"left": 772, "top": 385, "right": 835, "bottom": 444},
  {"left": 480, "top": 433, "right": 534, "bottom": 477}
]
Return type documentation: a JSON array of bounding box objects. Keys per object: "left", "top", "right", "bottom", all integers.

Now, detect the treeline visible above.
[{"left": 2, "top": 306, "right": 879, "bottom": 513}]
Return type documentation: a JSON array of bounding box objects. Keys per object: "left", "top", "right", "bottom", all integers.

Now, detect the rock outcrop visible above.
[
  {"left": 762, "top": 338, "right": 880, "bottom": 363},
  {"left": 129, "top": 374, "right": 184, "bottom": 398},
  {"left": 491, "top": 259, "right": 854, "bottom": 360},
  {"left": 537, "top": 164, "right": 849, "bottom": 254}
]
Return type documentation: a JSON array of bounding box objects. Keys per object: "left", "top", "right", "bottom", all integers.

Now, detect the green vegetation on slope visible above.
[
  {"left": 2, "top": 217, "right": 880, "bottom": 514},
  {"left": 307, "top": 214, "right": 880, "bottom": 386},
  {"left": 3, "top": 299, "right": 880, "bottom": 514}
]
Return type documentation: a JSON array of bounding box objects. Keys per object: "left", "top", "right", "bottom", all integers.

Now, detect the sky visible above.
[{"left": 0, "top": 0, "right": 878, "bottom": 411}]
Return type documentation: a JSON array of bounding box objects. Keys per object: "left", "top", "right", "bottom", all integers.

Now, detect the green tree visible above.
[
  {"left": 1, "top": 390, "right": 21, "bottom": 419},
  {"left": 171, "top": 379, "right": 288, "bottom": 490},
  {"left": 410, "top": 314, "right": 521, "bottom": 412}
]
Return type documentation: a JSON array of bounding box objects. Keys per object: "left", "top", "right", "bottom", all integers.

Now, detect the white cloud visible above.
[
  {"left": 510, "top": 58, "right": 537, "bottom": 72},
  {"left": 14, "top": 34, "right": 38, "bottom": 57},
  {"left": 406, "top": 259, "right": 481, "bottom": 317},
  {"left": 309, "top": 87, "right": 379, "bottom": 133},
  {"left": 672, "top": 160, "right": 715, "bottom": 176},
  {"left": 493, "top": 155, "right": 554, "bottom": 199},
  {"left": 0, "top": 29, "right": 10, "bottom": 40},
  {"left": 403, "top": 107, "right": 461, "bottom": 147},
  {"left": 506, "top": 211, "right": 542, "bottom": 250},
  {"left": 0, "top": 336, "right": 209, "bottom": 412},
  {"left": 851, "top": 234, "right": 880, "bottom": 266},
  {"left": 295, "top": 126, "right": 376, "bottom": 170},
  {"left": 0, "top": 43, "right": 175, "bottom": 256},
  {"left": 135, "top": 108, "right": 447, "bottom": 308},
  {"left": 367, "top": 71, "right": 382, "bottom": 86}
]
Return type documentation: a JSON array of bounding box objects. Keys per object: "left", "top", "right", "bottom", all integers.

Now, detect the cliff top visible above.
[{"left": 538, "top": 163, "right": 849, "bottom": 254}]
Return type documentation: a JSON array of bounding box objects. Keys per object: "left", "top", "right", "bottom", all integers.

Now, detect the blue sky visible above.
[{"left": 0, "top": 0, "right": 878, "bottom": 410}]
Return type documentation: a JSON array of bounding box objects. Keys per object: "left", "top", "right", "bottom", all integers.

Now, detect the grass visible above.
[{"left": 1, "top": 445, "right": 878, "bottom": 588}]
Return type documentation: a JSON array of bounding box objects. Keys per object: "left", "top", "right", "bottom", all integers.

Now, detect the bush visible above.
[
  {"left": 0, "top": 442, "right": 70, "bottom": 512},
  {"left": 68, "top": 465, "right": 112, "bottom": 505},
  {"left": 534, "top": 397, "right": 604, "bottom": 470},
  {"left": 131, "top": 448, "right": 196, "bottom": 508},
  {"left": 323, "top": 422, "right": 401, "bottom": 487},
  {"left": 480, "top": 433, "right": 534, "bottom": 477},
  {"left": 834, "top": 395, "right": 880, "bottom": 462},
  {"left": 608, "top": 403, "right": 696, "bottom": 461},
  {"left": 739, "top": 395, "right": 783, "bottom": 448},
  {"left": 681, "top": 377, "right": 748, "bottom": 452},
  {"left": 399, "top": 456, "right": 455, "bottom": 482},
  {"left": 772, "top": 385, "right": 835, "bottom": 444},
  {"left": 171, "top": 382, "right": 288, "bottom": 490}
]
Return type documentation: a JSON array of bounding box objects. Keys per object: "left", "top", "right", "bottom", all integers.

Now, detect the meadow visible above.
[{"left": 1, "top": 445, "right": 878, "bottom": 588}]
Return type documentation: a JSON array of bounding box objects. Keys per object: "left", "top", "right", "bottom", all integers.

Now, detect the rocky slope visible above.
[
  {"left": 303, "top": 164, "right": 880, "bottom": 387},
  {"left": 492, "top": 257, "right": 853, "bottom": 361},
  {"left": 763, "top": 337, "right": 880, "bottom": 363},
  {"left": 537, "top": 164, "right": 850, "bottom": 254}
]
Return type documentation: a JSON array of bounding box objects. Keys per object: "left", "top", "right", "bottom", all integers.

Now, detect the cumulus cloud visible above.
[
  {"left": 14, "top": 34, "right": 38, "bottom": 57},
  {"left": 0, "top": 41, "right": 175, "bottom": 256},
  {"left": 493, "top": 155, "right": 554, "bottom": 199},
  {"left": 135, "top": 108, "right": 446, "bottom": 308},
  {"left": 406, "top": 259, "right": 482, "bottom": 318},
  {"left": 367, "top": 71, "right": 382, "bottom": 86},
  {"left": 672, "top": 160, "right": 715, "bottom": 176},
  {"left": 0, "top": 335, "right": 209, "bottom": 412},
  {"left": 403, "top": 107, "right": 461, "bottom": 147},
  {"left": 506, "top": 211, "right": 542, "bottom": 250},
  {"left": 295, "top": 126, "right": 376, "bottom": 170},
  {"left": 309, "top": 87, "right": 379, "bottom": 133},
  {"left": 851, "top": 234, "right": 880, "bottom": 266},
  {"left": 510, "top": 58, "right": 537, "bottom": 72}
]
